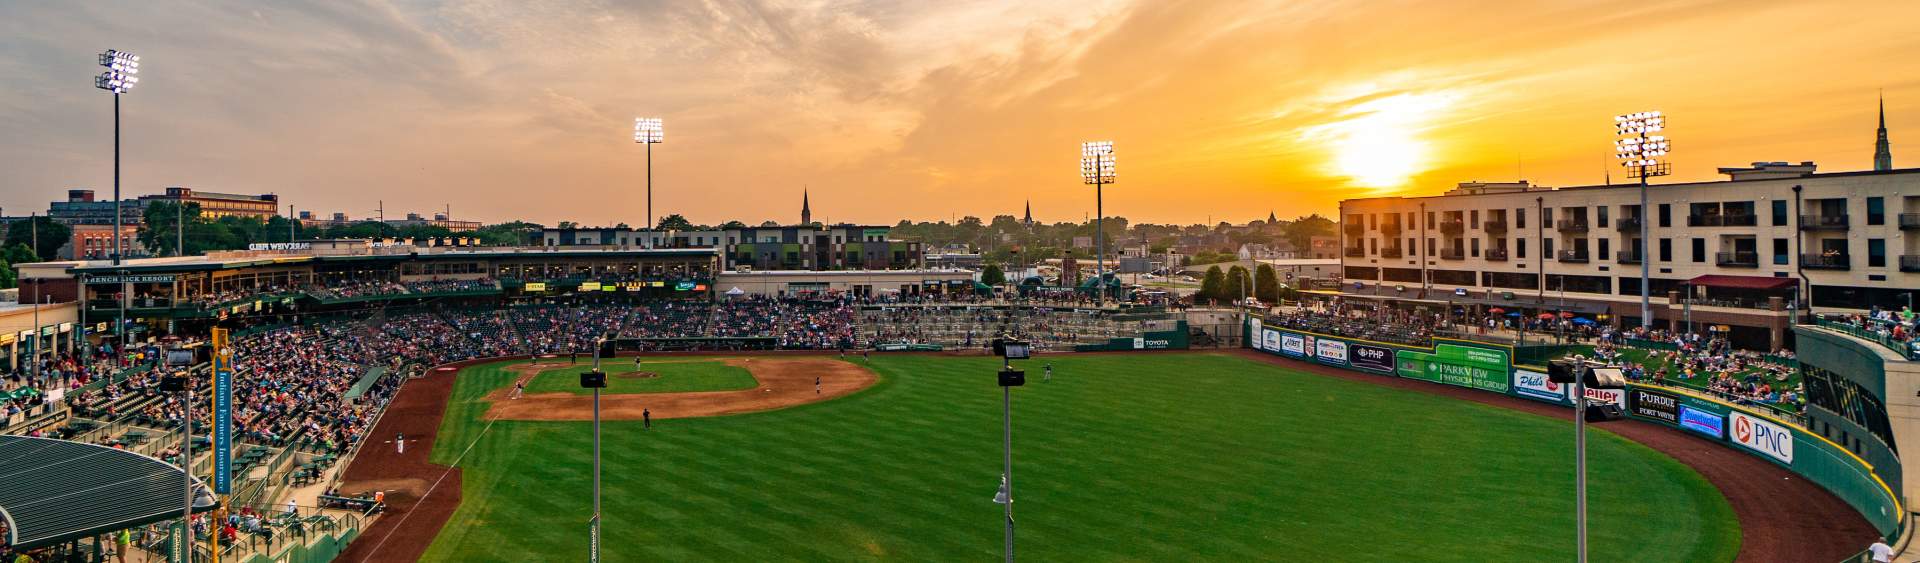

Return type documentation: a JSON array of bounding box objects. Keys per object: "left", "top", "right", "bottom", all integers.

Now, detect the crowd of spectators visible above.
[
  {"left": 1820, "top": 306, "right": 1920, "bottom": 358},
  {"left": 1592, "top": 327, "right": 1803, "bottom": 413}
]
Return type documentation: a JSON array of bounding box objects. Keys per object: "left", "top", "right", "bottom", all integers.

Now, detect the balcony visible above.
[
  {"left": 1439, "top": 248, "right": 1465, "bottom": 260},
  {"left": 1714, "top": 251, "right": 1759, "bottom": 268},
  {"left": 1615, "top": 217, "right": 1642, "bottom": 231},
  {"left": 1800, "top": 214, "right": 1849, "bottom": 231},
  {"left": 1616, "top": 252, "right": 1642, "bottom": 265},
  {"left": 1900, "top": 213, "right": 1920, "bottom": 230},
  {"left": 1381, "top": 223, "right": 1403, "bottom": 236},
  {"left": 1902, "top": 255, "right": 1920, "bottom": 273},
  {"left": 1484, "top": 219, "right": 1507, "bottom": 234},
  {"left": 1380, "top": 247, "right": 1404, "bottom": 259},
  {"left": 1439, "top": 220, "right": 1465, "bottom": 235},
  {"left": 1688, "top": 214, "right": 1758, "bottom": 227},
  {"left": 1557, "top": 250, "right": 1590, "bottom": 263},
  {"left": 1801, "top": 253, "right": 1850, "bottom": 270},
  {"left": 1344, "top": 223, "right": 1364, "bottom": 236},
  {"left": 1485, "top": 248, "right": 1509, "bottom": 261},
  {"left": 1555, "top": 220, "right": 1589, "bottom": 233},
  {"left": 1345, "top": 247, "right": 1365, "bottom": 257}
]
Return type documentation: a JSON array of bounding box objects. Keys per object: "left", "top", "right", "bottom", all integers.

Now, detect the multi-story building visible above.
[
  {"left": 68, "top": 224, "right": 143, "bottom": 260},
  {"left": 386, "top": 212, "right": 482, "bottom": 232},
  {"left": 47, "top": 190, "right": 144, "bottom": 226},
  {"left": 136, "top": 187, "right": 280, "bottom": 220},
  {"left": 1339, "top": 162, "right": 1920, "bottom": 350}
]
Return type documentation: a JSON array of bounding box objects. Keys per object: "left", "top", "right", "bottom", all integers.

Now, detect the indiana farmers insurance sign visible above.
[
  {"left": 1347, "top": 344, "right": 1395, "bottom": 374},
  {"left": 1396, "top": 343, "right": 1510, "bottom": 393},
  {"left": 1629, "top": 389, "right": 1681, "bottom": 424},
  {"left": 1730, "top": 412, "right": 1794, "bottom": 464}
]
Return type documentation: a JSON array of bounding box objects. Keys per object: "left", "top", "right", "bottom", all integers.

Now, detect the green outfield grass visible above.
[
  {"left": 522, "top": 359, "right": 760, "bottom": 395},
  {"left": 423, "top": 353, "right": 1739, "bottom": 562}
]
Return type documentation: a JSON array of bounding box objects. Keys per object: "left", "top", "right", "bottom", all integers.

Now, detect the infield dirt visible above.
[{"left": 485, "top": 357, "right": 876, "bottom": 421}]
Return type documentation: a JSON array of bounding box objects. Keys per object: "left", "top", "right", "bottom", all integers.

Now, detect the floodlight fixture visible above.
[
  {"left": 95, "top": 49, "right": 141, "bottom": 94},
  {"left": 634, "top": 117, "right": 664, "bottom": 144},
  {"left": 1080, "top": 141, "right": 1115, "bottom": 184}
]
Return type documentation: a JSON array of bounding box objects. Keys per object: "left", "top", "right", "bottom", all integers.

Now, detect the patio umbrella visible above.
[
  {"left": 1570, "top": 317, "right": 1596, "bottom": 325},
  {"left": 1505, "top": 312, "right": 1523, "bottom": 318},
  {"left": 1559, "top": 311, "right": 1576, "bottom": 318},
  {"left": 1487, "top": 307, "right": 1506, "bottom": 314},
  {"left": 1537, "top": 313, "right": 1557, "bottom": 320},
  {"left": 725, "top": 287, "right": 746, "bottom": 296}
]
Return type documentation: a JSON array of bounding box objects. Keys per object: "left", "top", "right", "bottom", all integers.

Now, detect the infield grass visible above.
[
  {"left": 423, "top": 353, "right": 1739, "bottom": 562},
  {"left": 523, "top": 359, "right": 759, "bottom": 395}
]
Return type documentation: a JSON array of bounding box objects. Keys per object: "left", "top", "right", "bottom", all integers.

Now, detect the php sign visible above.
[{"left": 1730, "top": 412, "right": 1794, "bottom": 464}]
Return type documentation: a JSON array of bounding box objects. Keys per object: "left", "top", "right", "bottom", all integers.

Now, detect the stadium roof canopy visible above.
[{"left": 0, "top": 436, "right": 216, "bottom": 550}]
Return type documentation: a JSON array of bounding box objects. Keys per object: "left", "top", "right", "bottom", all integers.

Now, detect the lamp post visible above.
[
  {"left": 1080, "top": 141, "right": 1115, "bottom": 305},
  {"left": 1615, "top": 111, "right": 1669, "bottom": 329},
  {"left": 634, "top": 118, "right": 664, "bottom": 249},
  {"left": 581, "top": 338, "right": 610, "bottom": 562},
  {"left": 991, "top": 338, "right": 1030, "bottom": 563},
  {"left": 98, "top": 49, "right": 139, "bottom": 364}
]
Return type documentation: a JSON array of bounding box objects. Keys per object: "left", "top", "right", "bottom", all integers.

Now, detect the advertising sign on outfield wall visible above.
[
  {"left": 1512, "top": 369, "right": 1569, "bottom": 404},
  {"left": 1629, "top": 389, "right": 1681, "bottom": 424},
  {"left": 1348, "top": 344, "right": 1395, "bottom": 374},
  {"left": 1731, "top": 412, "right": 1795, "bottom": 464},
  {"left": 1279, "top": 334, "right": 1306, "bottom": 357},
  {"left": 1314, "top": 338, "right": 1349, "bottom": 366},
  {"left": 1396, "top": 343, "right": 1511, "bottom": 393},
  {"left": 1582, "top": 387, "right": 1628, "bottom": 410},
  {"left": 1679, "top": 406, "right": 1724, "bottom": 438},
  {"left": 1261, "top": 329, "right": 1281, "bottom": 353}
]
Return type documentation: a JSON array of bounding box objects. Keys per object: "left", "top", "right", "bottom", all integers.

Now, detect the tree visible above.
[
  {"left": 981, "top": 263, "right": 1006, "bottom": 286},
  {"left": 1225, "top": 265, "right": 1249, "bottom": 303},
  {"left": 139, "top": 201, "right": 202, "bottom": 256},
  {"left": 1199, "top": 265, "right": 1226, "bottom": 305},
  {"left": 0, "top": 256, "right": 14, "bottom": 289},
  {"left": 1255, "top": 264, "right": 1280, "bottom": 303},
  {"left": 656, "top": 214, "right": 695, "bottom": 231},
  {"left": 1284, "top": 214, "right": 1337, "bottom": 253},
  {"left": 719, "top": 220, "right": 747, "bottom": 230},
  {"left": 474, "top": 221, "right": 542, "bottom": 246},
  {"left": 1, "top": 244, "right": 34, "bottom": 267},
  {"left": 5, "top": 216, "right": 70, "bottom": 261}
]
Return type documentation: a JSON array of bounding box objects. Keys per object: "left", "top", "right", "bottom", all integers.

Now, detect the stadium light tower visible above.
[
  {"left": 1615, "top": 111, "right": 1669, "bottom": 330},
  {"left": 635, "top": 118, "right": 664, "bottom": 249},
  {"left": 1080, "top": 141, "right": 1116, "bottom": 304},
  {"left": 97, "top": 49, "right": 140, "bottom": 359}
]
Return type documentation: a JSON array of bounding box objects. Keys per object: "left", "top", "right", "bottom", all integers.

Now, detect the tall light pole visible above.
[
  {"left": 634, "top": 118, "right": 664, "bottom": 249},
  {"left": 1080, "top": 141, "right": 1115, "bottom": 305},
  {"left": 98, "top": 49, "right": 139, "bottom": 362},
  {"left": 1615, "top": 111, "right": 1669, "bottom": 330},
  {"left": 581, "top": 337, "right": 610, "bottom": 562}
]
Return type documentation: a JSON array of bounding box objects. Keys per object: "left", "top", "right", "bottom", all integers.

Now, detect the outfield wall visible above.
[{"left": 1244, "top": 317, "right": 1906, "bottom": 539}]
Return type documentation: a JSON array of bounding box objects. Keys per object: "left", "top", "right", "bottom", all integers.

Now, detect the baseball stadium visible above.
[{"left": 1, "top": 245, "right": 1914, "bottom": 563}]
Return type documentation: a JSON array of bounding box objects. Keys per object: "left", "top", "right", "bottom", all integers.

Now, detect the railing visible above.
[
  {"left": 1381, "top": 223, "right": 1403, "bottom": 236},
  {"left": 1802, "top": 253, "right": 1851, "bottom": 270},
  {"left": 1557, "top": 250, "right": 1590, "bottom": 263},
  {"left": 1380, "top": 248, "right": 1404, "bottom": 259},
  {"left": 1344, "top": 247, "right": 1364, "bottom": 257},
  {"left": 1555, "top": 220, "right": 1589, "bottom": 233},
  {"left": 1900, "top": 213, "right": 1920, "bottom": 230},
  {"left": 1439, "top": 220, "right": 1465, "bottom": 235},
  {"left": 1439, "top": 248, "right": 1465, "bottom": 260},
  {"left": 1343, "top": 223, "right": 1363, "bottom": 236},
  {"left": 1800, "top": 214, "right": 1849, "bottom": 230},
  {"left": 1616, "top": 252, "right": 1642, "bottom": 264},
  {"left": 1615, "top": 217, "right": 1642, "bottom": 231},
  {"left": 1714, "top": 251, "right": 1758, "bottom": 267},
  {"left": 1815, "top": 318, "right": 1920, "bottom": 361},
  {"left": 1902, "top": 255, "right": 1920, "bottom": 273},
  {"left": 1687, "top": 214, "right": 1758, "bottom": 227},
  {"left": 1485, "top": 248, "right": 1509, "bottom": 261},
  {"left": 1483, "top": 219, "right": 1507, "bottom": 234}
]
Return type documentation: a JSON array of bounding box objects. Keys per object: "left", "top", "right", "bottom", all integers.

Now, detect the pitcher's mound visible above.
[{"left": 484, "top": 357, "right": 876, "bottom": 421}]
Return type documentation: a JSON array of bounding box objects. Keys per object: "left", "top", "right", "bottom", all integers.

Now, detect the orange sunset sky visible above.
[{"left": 3, "top": 1, "right": 1918, "bottom": 227}]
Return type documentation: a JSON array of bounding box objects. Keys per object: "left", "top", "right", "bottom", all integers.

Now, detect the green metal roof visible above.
[{"left": 0, "top": 436, "right": 216, "bottom": 549}]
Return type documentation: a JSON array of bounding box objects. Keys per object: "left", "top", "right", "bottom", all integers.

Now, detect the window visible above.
[
  {"left": 1543, "top": 207, "right": 1554, "bottom": 225},
  {"left": 1868, "top": 197, "right": 1885, "bottom": 225},
  {"left": 1368, "top": 238, "right": 1377, "bottom": 253},
  {"left": 1598, "top": 206, "right": 1609, "bottom": 228},
  {"left": 1426, "top": 212, "right": 1435, "bottom": 229},
  {"left": 1367, "top": 213, "right": 1376, "bottom": 230},
  {"left": 1471, "top": 238, "right": 1480, "bottom": 257},
  {"left": 1772, "top": 200, "right": 1787, "bottom": 226},
  {"left": 1773, "top": 238, "right": 1790, "bottom": 265},
  {"left": 1544, "top": 238, "right": 1554, "bottom": 255},
  {"left": 1427, "top": 238, "right": 1436, "bottom": 255},
  {"left": 1598, "top": 238, "right": 1610, "bottom": 260},
  {"left": 1658, "top": 204, "right": 1671, "bottom": 227},
  {"left": 1691, "top": 238, "right": 1705, "bottom": 263},
  {"left": 1517, "top": 238, "right": 1527, "bottom": 259},
  {"left": 1516, "top": 208, "right": 1526, "bottom": 229},
  {"left": 1869, "top": 239, "right": 1886, "bottom": 267},
  {"left": 1470, "top": 210, "right": 1479, "bottom": 228},
  {"left": 1406, "top": 237, "right": 1415, "bottom": 253},
  {"left": 1659, "top": 238, "right": 1672, "bottom": 262}
]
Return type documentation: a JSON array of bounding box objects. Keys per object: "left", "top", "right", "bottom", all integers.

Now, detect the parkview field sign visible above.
[{"left": 1396, "top": 343, "right": 1511, "bottom": 393}]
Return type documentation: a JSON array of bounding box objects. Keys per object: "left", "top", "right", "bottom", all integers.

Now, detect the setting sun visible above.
[{"left": 1306, "top": 91, "right": 1456, "bottom": 190}]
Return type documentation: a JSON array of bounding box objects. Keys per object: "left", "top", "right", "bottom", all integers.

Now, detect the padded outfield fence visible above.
[{"left": 1242, "top": 316, "right": 1907, "bottom": 546}]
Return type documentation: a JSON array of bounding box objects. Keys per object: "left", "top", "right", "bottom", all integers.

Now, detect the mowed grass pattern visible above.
[
  {"left": 523, "top": 359, "right": 760, "bottom": 395},
  {"left": 422, "top": 353, "right": 1738, "bottom": 562}
]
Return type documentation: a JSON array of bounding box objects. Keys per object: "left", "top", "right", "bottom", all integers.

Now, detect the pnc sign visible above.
[{"left": 1730, "top": 412, "right": 1794, "bottom": 464}]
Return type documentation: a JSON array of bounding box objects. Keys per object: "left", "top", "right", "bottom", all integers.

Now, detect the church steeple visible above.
[
  {"left": 1268, "top": 210, "right": 1277, "bottom": 223},
  {"left": 1875, "top": 93, "right": 1894, "bottom": 171},
  {"left": 1023, "top": 200, "right": 1032, "bottom": 227},
  {"left": 801, "top": 189, "right": 812, "bottom": 225}
]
